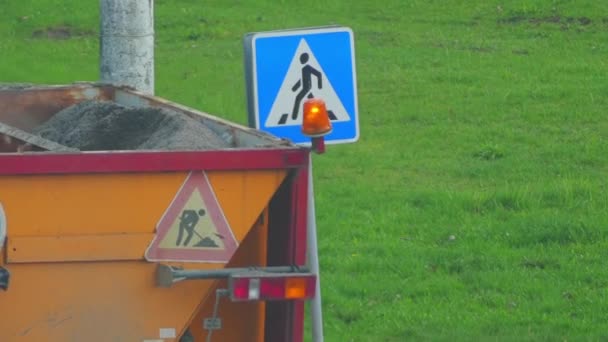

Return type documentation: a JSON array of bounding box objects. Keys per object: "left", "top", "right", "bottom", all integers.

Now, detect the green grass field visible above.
[{"left": 2, "top": 1, "right": 607, "bottom": 341}]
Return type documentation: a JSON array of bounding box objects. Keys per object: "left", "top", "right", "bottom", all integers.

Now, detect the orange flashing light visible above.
[{"left": 302, "top": 98, "right": 332, "bottom": 137}]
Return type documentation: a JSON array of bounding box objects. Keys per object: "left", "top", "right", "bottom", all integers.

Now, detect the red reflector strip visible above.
[
  {"left": 229, "top": 273, "right": 316, "bottom": 302},
  {"left": 260, "top": 277, "right": 285, "bottom": 299},
  {"left": 231, "top": 278, "right": 250, "bottom": 300}
]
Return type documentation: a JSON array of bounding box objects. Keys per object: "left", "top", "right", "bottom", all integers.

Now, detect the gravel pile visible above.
[{"left": 33, "top": 101, "right": 229, "bottom": 151}]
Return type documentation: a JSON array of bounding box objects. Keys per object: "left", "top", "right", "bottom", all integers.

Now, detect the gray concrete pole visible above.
[{"left": 100, "top": 0, "right": 155, "bottom": 95}]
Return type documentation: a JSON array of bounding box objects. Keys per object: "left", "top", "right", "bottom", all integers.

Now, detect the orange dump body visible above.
[{"left": 0, "top": 84, "right": 310, "bottom": 341}]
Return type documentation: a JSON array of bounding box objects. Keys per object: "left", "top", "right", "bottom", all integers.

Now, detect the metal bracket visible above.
[
  {"left": 203, "top": 317, "right": 222, "bottom": 331},
  {"left": 0, "top": 267, "right": 9, "bottom": 291},
  {"left": 156, "top": 264, "right": 309, "bottom": 288},
  {"left": 204, "top": 289, "right": 229, "bottom": 342}
]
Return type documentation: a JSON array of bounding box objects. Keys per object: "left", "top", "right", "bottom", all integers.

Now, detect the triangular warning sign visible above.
[
  {"left": 265, "top": 39, "right": 351, "bottom": 127},
  {"left": 145, "top": 172, "right": 238, "bottom": 263}
]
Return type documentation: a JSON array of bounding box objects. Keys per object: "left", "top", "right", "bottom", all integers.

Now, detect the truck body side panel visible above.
[{"left": 0, "top": 170, "right": 287, "bottom": 341}]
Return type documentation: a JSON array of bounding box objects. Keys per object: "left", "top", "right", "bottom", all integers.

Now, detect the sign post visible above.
[{"left": 244, "top": 26, "right": 358, "bottom": 342}]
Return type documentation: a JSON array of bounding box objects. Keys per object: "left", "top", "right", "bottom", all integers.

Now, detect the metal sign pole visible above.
[
  {"left": 245, "top": 26, "right": 359, "bottom": 342},
  {"left": 307, "top": 158, "right": 324, "bottom": 342}
]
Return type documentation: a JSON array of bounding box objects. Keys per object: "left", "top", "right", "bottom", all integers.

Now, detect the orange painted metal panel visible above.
[
  {"left": 1, "top": 262, "right": 212, "bottom": 341},
  {"left": 208, "top": 170, "right": 288, "bottom": 237},
  {"left": 0, "top": 173, "right": 188, "bottom": 236},
  {"left": 0, "top": 217, "right": 270, "bottom": 341},
  {"left": 0, "top": 169, "right": 286, "bottom": 341},
  {"left": 7, "top": 233, "right": 154, "bottom": 263},
  {"left": 0, "top": 170, "right": 286, "bottom": 239}
]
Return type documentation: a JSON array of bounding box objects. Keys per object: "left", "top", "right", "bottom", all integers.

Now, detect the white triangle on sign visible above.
[{"left": 264, "top": 39, "right": 351, "bottom": 127}]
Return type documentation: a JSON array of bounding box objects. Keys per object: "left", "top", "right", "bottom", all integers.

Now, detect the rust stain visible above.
[
  {"left": 0, "top": 85, "right": 113, "bottom": 132},
  {"left": 0, "top": 84, "right": 116, "bottom": 153}
]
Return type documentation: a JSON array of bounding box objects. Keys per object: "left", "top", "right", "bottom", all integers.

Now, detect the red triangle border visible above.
[{"left": 145, "top": 171, "right": 239, "bottom": 263}]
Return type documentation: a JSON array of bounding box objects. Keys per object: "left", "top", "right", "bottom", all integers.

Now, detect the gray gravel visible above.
[{"left": 33, "top": 101, "right": 229, "bottom": 151}]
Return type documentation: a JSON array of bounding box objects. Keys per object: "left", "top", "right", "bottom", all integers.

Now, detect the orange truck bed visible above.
[{"left": 0, "top": 83, "right": 312, "bottom": 342}]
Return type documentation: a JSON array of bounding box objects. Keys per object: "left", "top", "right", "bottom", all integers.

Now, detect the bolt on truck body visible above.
[{"left": 0, "top": 83, "right": 315, "bottom": 341}]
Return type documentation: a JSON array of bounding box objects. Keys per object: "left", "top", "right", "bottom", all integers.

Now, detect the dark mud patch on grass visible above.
[
  {"left": 521, "top": 258, "right": 560, "bottom": 270},
  {"left": 414, "top": 18, "right": 481, "bottom": 27},
  {"left": 497, "top": 15, "right": 594, "bottom": 29},
  {"left": 512, "top": 49, "right": 529, "bottom": 55},
  {"left": 468, "top": 46, "right": 494, "bottom": 53},
  {"left": 433, "top": 42, "right": 495, "bottom": 53},
  {"left": 358, "top": 30, "right": 399, "bottom": 45},
  {"left": 32, "top": 25, "right": 94, "bottom": 40}
]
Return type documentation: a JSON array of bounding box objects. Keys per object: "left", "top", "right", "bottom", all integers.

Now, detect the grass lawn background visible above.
[{"left": 1, "top": 1, "right": 607, "bottom": 340}]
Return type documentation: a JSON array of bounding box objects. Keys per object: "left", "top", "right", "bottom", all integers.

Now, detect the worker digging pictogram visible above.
[
  {"left": 175, "top": 208, "right": 220, "bottom": 248},
  {"left": 264, "top": 39, "right": 350, "bottom": 127},
  {"left": 145, "top": 171, "right": 238, "bottom": 263}
]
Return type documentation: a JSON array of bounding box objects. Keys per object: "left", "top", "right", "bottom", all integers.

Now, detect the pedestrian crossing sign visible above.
[{"left": 244, "top": 26, "right": 359, "bottom": 145}]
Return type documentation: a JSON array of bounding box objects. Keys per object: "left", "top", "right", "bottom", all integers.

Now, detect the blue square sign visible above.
[{"left": 244, "top": 26, "right": 359, "bottom": 145}]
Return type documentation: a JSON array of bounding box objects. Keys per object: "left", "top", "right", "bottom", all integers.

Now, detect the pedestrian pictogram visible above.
[
  {"left": 245, "top": 26, "right": 359, "bottom": 145},
  {"left": 145, "top": 172, "right": 238, "bottom": 263},
  {"left": 265, "top": 39, "right": 349, "bottom": 127}
]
